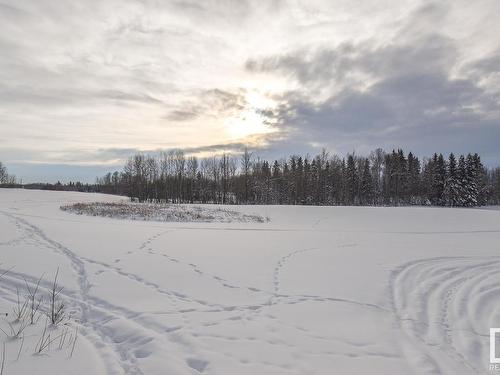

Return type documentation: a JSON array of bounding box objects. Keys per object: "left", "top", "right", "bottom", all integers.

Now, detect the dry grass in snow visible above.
[{"left": 60, "top": 202, "right": 268, "bottom": 223}]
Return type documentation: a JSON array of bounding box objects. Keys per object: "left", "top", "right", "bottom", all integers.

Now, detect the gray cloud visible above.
[
  {"left": 246, "top": 34, "right": 458, "bottom": 90},
  {"left": 246, "top": 24, "right": 500, "bottom": 164},
  {"left": 0, "top": 87, "right": 163, "bottom": 108},
  {"left": 173, "top": 142, "right": 250, "bottom": 154},
  {"left": 165, "top": 88, "right": 246, "bottom": 121}
]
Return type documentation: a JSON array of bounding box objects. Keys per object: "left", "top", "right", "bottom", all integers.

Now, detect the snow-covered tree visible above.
[{"left": 443, "top": 153, "right": 462, "bottom": 206}]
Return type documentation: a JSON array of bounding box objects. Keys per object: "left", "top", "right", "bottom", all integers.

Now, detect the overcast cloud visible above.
[{"left": 0, "top": 0, "right": 499, "bottom": 182}]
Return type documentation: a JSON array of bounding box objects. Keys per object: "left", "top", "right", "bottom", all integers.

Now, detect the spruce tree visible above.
[
  {"left": 345, "top": 154, "right": 358, "bottom": 205},
  {"left": 360, "top": 158, "right": 374, "bottom": 205},
  {"left": 464, "top": 154, "right": 479, "bottom": 206},
  {"left": 493, "top": 167, "right": 500, "bottom": 204},
  {"left": 431, "top": 154, "right": 446, "bottom": 205},
  {"left": 443, "top": 153, "right": 461, "bottom": 206},
  {"left": 456, "top": 155, "right": 468, "bottom": 206},
  {"left": 407, "top": 152, "right": 421, "bottom": 204},
  {"left": 472, "top": 153, "right": 488, "bottom": 205},
  {"left": 396, "top": 149, "right": 408, "bottom": 203}
]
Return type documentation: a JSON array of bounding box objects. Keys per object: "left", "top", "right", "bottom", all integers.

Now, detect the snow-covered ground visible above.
[{"left": 0, "top": 189, "right": 499, "bottom": 375}]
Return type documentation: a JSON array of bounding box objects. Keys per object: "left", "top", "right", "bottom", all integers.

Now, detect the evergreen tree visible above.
[
  {"left": 396, "top": 149, "right": 408, "bottom": 203},
  {"left": 360, "top": 158, "right": 374, "bottom": 205},
  {"left": 431, "top": 154, "right": 446, "bottom": 205},
  {"left": 472, "top": 153, "right": 488, "bottom": 205},
  {"left": 407, "top": 152, "right": 421, "bottom": 204},
  {"left": 492, "top": 167, "right": 500, "bottom": 204},
  {"left": 341, "top": 158, "right": 347, "bottom": 204},
  {"left": 443, "top": 153, "right": 462, "bottom": 206},
  {"left": 464, "top": 154, "right": 479, "bottom": 206},
  {"left": 296, "top": 157, "right": 304, "bottom": 204},
  {"left": 271, "top": 160, "right": 282, "bottom": 204},
  {"left": 345, "top": 154, "right": 358, "bottom": 205},
  {"left": 289, "top": 156, "right": 298, "bottom": 204},
  {"left": 369, "top": 148, "right": 385, "bottom": 204}
]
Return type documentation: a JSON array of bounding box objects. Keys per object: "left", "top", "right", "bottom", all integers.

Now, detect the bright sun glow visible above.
[{"left": 225, "top": 90, "right": 278, "bottom": 139}]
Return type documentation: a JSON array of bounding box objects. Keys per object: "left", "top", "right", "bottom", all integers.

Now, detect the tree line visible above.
[
  {"left": 95, "top": 148, "right": 500, "bottom": 207},
  {"left": 0, "top": 162, "right": 100, "bottom": 191},
  {"left": 0, "top": 161, "right": 16, "bottom": 186}
]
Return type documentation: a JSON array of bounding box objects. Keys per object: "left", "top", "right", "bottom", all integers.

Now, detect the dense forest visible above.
[{"left": 94, "top": 148, "right": 500, "bottom": 207}]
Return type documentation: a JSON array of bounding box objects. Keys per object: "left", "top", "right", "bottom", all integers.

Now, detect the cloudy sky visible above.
[{"left": 1, "top": 0, "right": 500, "bottom": 182}]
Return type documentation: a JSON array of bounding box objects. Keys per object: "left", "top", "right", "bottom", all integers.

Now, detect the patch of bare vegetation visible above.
[{"left": 60, "top": 202, "right": 268, "bottom": 223}]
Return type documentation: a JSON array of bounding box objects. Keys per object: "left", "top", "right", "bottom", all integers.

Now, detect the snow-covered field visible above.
[{"left": 1, "top": 189, "right": 500, "bottom": 375}]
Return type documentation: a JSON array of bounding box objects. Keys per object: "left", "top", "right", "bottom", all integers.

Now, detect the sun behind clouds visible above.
[{"left": 225, "top": 90, "right": 278, "bottom": 140}]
